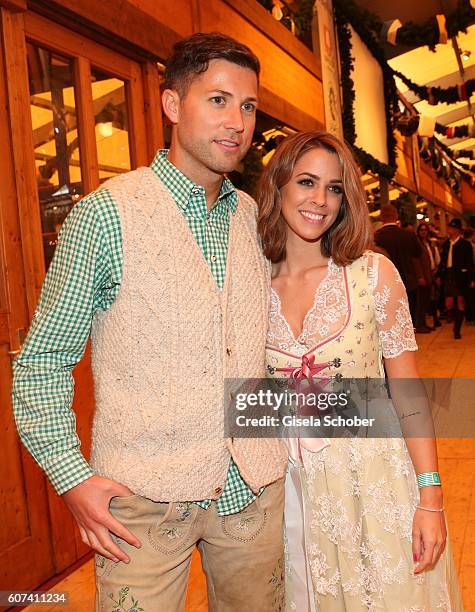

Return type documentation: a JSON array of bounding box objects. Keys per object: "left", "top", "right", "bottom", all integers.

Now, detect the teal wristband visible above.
[{"left": 417, "top": 472, "right": 441, "bottom": 488}]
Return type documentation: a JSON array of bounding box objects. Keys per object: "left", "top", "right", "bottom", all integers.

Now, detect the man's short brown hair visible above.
[
  {"left": 164, "top": 32, "right": 260, "bottom": 97},
  {"left": 379, "top": 204, "right": 399, "bottom": 223}
]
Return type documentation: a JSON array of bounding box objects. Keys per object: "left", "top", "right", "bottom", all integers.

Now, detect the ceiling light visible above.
[
  {"left": 417, "top": 213, "right": 424, "bottom": 220},
  {"left": 461, "top": 50, "right": 471, "bottom": 62},
  {"left": 98, "top": 121, "right": 113, "bottom": 137}
]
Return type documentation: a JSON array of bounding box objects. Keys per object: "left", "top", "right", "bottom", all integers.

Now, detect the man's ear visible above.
[{"left": 162, "top": 88, "right": 180, "bottom": 124}]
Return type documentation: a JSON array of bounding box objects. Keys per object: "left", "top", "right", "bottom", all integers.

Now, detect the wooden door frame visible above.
[
  {"left": 0, "top": 5, "right": 55, "bottom": 591},
  {"left": 1, "top": 4, "right": 164, "bottom": 579}
]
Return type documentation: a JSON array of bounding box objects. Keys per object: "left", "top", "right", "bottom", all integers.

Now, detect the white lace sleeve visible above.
[{"left": 368, "top": 252, "right": 418, "bottom": 359}]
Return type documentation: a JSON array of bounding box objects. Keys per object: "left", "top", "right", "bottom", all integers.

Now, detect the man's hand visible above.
[{"left": 62, "top": 476, "right": 142, "bottom": 563}]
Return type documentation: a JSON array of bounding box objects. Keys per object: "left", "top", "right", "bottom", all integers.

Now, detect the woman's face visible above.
[
  {"left": 279, "top": 147, "right": 343, "bottom": 245},
  {"left": 418, "top": 225, "right": 429, "bottom": 240}
]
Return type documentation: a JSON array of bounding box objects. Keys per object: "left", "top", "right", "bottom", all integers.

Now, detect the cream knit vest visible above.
[{"left": 89, "top": 168, "right": 287, "bottom": 502}]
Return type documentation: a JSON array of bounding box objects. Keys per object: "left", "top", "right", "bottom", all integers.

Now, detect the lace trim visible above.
[
  {"left": 379, "top": 298, "right": 418, "bottom": 358},
  {"left": 267, "top": 258, "right": 348, "bottom": 353}
]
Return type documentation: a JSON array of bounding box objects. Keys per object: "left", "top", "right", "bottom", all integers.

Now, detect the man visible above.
[
  {"left": 463, "top": 228, "right": 475, "bottom": 325},
  {"left": 374, "top": 204, "right": 424, "bottom": 328},
  {"left": 13, "top": 33, "right": 287, "bottom": 611},
  {"left": 438, "top": 218, "right": 474, "bottom": 339}
]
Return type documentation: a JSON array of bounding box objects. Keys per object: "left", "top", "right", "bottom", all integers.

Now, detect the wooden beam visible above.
[
  {"left": 142, "top": 60, "right": 164, "bottom": 163},
  {"left": 28, "top": 0, "right": 180, "bottom": 62},
  {"left": 74, "top": 56, "right": 99, "bottom": 193},
  {"left": 1, "top": 8, "right": 45, "bottom": 317},
  {"left": 259, "top": 85, "right": 324, "bottom": 132},
  {"left": 126, "top": 62, "right": 148, "bottom": 168},
  {"left": 0, "top": 0, "right": 26, "bottom": 12}
]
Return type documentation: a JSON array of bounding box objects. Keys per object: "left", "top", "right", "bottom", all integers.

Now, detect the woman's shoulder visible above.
[
  {"left": 346, "top": 250, "right": 393, "bottom": 270},
  {"left": 345, "top": 250, "right": 401, "bottom": 290}
]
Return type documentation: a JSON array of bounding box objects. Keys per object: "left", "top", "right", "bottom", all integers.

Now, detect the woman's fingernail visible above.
[{"left": 413, "top": 553, "right": 417, "bottom": 562}]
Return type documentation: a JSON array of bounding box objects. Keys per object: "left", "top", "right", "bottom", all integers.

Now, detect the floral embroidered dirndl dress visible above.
[{"left": 266, "top": 252, "right": 463, "bottom": 612}]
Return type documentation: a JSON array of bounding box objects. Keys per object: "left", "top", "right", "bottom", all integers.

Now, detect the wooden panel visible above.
[
  {"left": 74, "top": 56, "right": 100, "bottom": 192},
  {"left": 126, "top": 0, "right": 194, "bottom": 38},
  {"left": 433, "top": 181, "right": 445, "bottom": 205},
  {"left": 0, "top": 343, "right": 55, "bottom": 590},
  {"left": 25, "top": 12, "right": 142, "bottom": 79},
  {"left": 260, "top": 85, "right": 323, "bottom": 132},
  {"left": 1, "top": 8, "right": 45, "bottom": 318},
  {"left": 199, "top": 0, "right": 325, "bottom": 128},
  {"left": 461, "top": 180, "right": 475, "bottom": 212},
  {"left": 127, "top": 61, "right": 149, "bottom": 168},
  {"left": 29, "top": 0, "right": 182, "bottom": 60},
  {"left": 0, "top": 10, "right": 54, "bottom": 591},
  {"left": 395, "top": 147, "right": 415, "bottom": 186},
  {"left": 142, "top": 60, "right": 164, "bottom": 163}
]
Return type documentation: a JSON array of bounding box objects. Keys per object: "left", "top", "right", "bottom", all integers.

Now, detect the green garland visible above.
[
  {"left": 392, "top": 69, "right": 475, "bottom": 105},
  {"left": 293, "top": 0, "right": 315, "bottom": 34},
  {"left": 388, "top": 0, "right": 474, "bottom": 51},
  {"left": 334, "top": 0, "right": 398, "bottom": 179}
]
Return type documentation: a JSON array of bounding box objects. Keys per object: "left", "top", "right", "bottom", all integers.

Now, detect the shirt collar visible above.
[{"left": 150, "top": 149, "right": 237, "bottom": 215}]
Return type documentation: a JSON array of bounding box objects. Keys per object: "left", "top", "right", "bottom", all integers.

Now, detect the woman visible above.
[
  {"left": 257, "top": 132, "right": 462, "bottom": 611},
  {"left": 416, "top": 222, "right": 441, "bottom": 332}
]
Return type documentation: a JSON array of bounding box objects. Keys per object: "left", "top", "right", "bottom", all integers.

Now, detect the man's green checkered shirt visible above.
[{"left": 12, "top": 150, "right": 259, "bottom": 516}]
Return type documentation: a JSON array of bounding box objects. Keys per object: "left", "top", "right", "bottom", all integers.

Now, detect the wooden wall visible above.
[
  {"left": 35, "top": 0, "right": 325, "bottom": 130},
  {"left": 394, "top": 131, "right": 465, "bottom": 215}
]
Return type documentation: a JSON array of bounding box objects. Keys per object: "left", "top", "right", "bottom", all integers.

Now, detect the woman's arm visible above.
[
  {"left": 385, "top": 353, "right": 446, "bottom": 574},
  {"left": 371, "top": 253, "right": 447, "bottom": 574}
]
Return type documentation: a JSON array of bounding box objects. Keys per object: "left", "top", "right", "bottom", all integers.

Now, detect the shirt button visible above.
[
  {"left": 226, "top": 347, "right": 232, "bottom": 356},
  {"left": 214, "top": 486, "right": 223, "bottom": 495},
  {"left": 192, "top": 187, "right": 200, "bottom": 195},
  {"left": 210, "top": 254, "right": 217, "bottom": 263}
]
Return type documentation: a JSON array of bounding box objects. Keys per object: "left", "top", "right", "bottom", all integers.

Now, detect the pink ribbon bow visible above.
[{"left": 276, "top": 353, "right": 329, "bottom": 382}]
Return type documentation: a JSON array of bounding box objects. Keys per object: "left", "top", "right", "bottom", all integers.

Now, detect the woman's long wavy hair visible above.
[{"left": 257, "top": 131, "right": 372, "bottom": 266}]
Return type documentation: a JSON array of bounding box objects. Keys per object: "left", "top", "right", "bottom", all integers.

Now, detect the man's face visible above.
[
  {"left": 447, "top": 226, "right": 460, "bottom": 240},
  {"left": 164, "top": 59, "right": 258, "bottom": 180}
]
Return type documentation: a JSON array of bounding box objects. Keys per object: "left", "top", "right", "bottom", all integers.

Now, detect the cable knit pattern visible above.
[{"left": 90, "top": 168, "right": 287, "bottom": 501}]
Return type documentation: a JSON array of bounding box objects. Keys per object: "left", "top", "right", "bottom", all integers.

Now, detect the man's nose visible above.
[{"left": 223, "top": 106, "right": 244, "bottom": 132}]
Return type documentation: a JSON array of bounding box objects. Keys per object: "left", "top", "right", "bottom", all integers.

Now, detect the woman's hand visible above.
[{"left": 412, "top": 488, "right": 447, "bottom": 574}]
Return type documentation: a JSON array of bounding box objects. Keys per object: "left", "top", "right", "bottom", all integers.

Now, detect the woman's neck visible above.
[{"left": 277, "top": 235, "right": 329, "bottom": 277}]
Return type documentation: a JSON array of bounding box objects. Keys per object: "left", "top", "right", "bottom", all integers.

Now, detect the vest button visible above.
[{"left": 214, "top": 486, "right": 223, "bottom": 495}]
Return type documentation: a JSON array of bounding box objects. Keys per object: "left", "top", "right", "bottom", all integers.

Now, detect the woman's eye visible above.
[
  {"left": 329, "top": 185, "right": 343, "bottom": 194},
  {"left": 211, "top": 96, "right": 225, "bottom": 105},
  {"left": 298, "top": 178, "right": 313, "bottom": 187}
]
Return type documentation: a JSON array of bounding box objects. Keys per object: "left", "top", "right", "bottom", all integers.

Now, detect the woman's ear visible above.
[{"left": 162, "top": 89, "right": 180, "bottom": 125}]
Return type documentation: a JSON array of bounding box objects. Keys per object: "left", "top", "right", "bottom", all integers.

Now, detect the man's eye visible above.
[
  {"left": 211, "top": 96, "right": 225, "bottom": 104},
  {"left": 242, "top": 102, "right": 256, "bottom": 113}
]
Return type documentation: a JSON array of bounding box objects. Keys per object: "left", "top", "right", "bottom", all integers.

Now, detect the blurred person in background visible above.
[
  {"left": 375, "top": 204, "right": 424, "bottom": 327},
  {"left": 438, "top": 218, "right": 473, "bottom": 339},
  {"left": 463, "top": 228, "right": 475, "bottom": 325},
  {"left": 416, "top": 223, "right": 441, "bottom": 331}
]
